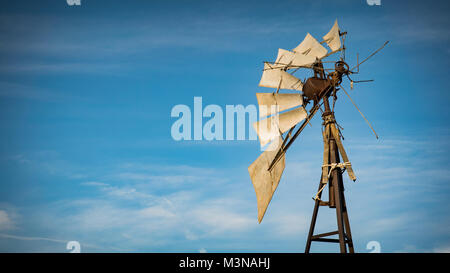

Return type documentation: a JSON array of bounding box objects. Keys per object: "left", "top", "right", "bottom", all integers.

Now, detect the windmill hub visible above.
[{"left": 302, "top": 76, "right": 330, "bottom": 102}]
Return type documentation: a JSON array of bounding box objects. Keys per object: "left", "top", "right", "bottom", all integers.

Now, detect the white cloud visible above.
[
  {"left": 0, "top": 233, "right": 122, "bottom": 251},
  {"left": 0, "top": 233, "right": 68, "bottom": 244},
  {"left": 81, "top": 181, "right": 109, "bottom": 187},
  {"left": 189, "top": 206, "right": 254, "bottom": 234},
  {"left": 266, "top": 213, "right": 310, "bottom": 236},
  {"left": 139, "top": 206, "right": 176, "bottom": 219},
  {"left": 5, "top": 129, "right": 450, "bottom": 252},
  {"left": 0, "top": 210, "right": 14, "bottom": 231},
  {"left": 433, "top": 246, "right": 450, "bottom": 253}
]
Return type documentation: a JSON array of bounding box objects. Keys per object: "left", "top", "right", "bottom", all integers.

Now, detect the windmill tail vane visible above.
[{"left": 247, "top": 19, "right": 388, "bottom": 250}]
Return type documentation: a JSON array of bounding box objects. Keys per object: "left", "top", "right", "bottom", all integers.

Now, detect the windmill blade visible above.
[
  {"left": 293, "top": 33, "right": 328, "bottom": 63},
  {"left": 272, "top": 34, "right": 329, "bottom": 70},
  {"left": 256, "top": 93, "right": 304, "bottom": 118},
  {"left": 259, "top": 63, "right": 303, "bottom": 90},
  {"left": 248, "top": 136, "right": 285, "bottom": 223},
  {"left": 274, "top": 48, "right": 295, "bottom": 68},
  {"left": 267, "top": 101, "right": 322, "bottom": 172},
  {"left": 322, "top": 19, "right": 341, "bottom": 52},
  {"left": 275, "top": 48, "right": 324, "bottom": 69},
  {"left": 253, "top": 107, "right": 307, "bottom": 147}
]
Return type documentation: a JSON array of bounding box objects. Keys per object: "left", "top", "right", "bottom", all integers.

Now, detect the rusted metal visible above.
[
  {"left": 302, "top": 77, "right": 331, "bottom": 102},
  {"left": 305, "top": 95, "right": 354, "bottom": 253}
]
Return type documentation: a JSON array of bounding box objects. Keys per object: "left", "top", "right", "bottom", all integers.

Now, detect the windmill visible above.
[{"left": 248, "top": 20, "right": 388, "bottom": 253}]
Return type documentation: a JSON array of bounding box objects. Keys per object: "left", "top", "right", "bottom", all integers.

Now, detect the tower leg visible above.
[
  {"left": 330, "top": 137, "right": 347, "bottom": 253},
  {"left": 305, "top": 177, "right": 325, "bottom": 253},
  {"left": 341, "top": 193, "right": 355, "bottom": 253},
  {"left": 304, "top": 96, "right": 355, "bottom": 253}
]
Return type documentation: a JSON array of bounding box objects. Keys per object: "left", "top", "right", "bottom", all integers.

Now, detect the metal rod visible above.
[
  {"left": 267, "top": 102, "right": 321, "bottom": 172},
  {"left": 267, "top": 85, "right": 331, "bottom": 172},
  {"left": 356, "top": 53, "right": 359, "bottom": 73},
  {"left": 352, "top": 79, "right": 374, "bottom": 83},
  {"left": 340, "top": 190, "right": 355, "bottom": 253},
  {"left": 305, "top": 177, "right": 324, "bottom": 253},
  {"left": 330, "top": 132, "right": 347, "bottom": 253},
  {"left": 311, "top": 230, "right": 339, "bottom": 240},
  {"left": 340, "top": 84, "right": 379, "bottom": 139},
  {"left": 350, "top": 41, "right": 389, "bottom": 72}
]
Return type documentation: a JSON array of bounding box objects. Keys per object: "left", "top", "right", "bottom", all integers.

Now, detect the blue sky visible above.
[{"left": 0, "top": 0, "right": 449, "bottom": 252}]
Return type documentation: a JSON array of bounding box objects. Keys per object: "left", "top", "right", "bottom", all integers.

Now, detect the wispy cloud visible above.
[
  {"left": 433, "top": 246, "right": 450, "bottom": 253},
  {"left": 81, "top": 181, "right": 109, "bottom": 187},
  {"left": 0, "top": 63, "right": 127, "bottom": 75},
  {"left": 0, "top": 233, "right": 127, "bottom": 252},
  {"left": 0, "top": 82, "right": 77, "bottom": 101},
  {"left": 0, "top": 233, "right": 71, "bottom": 244},
  {"left": 0, "top": 210, "right": 15, "bottom": 231}
]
